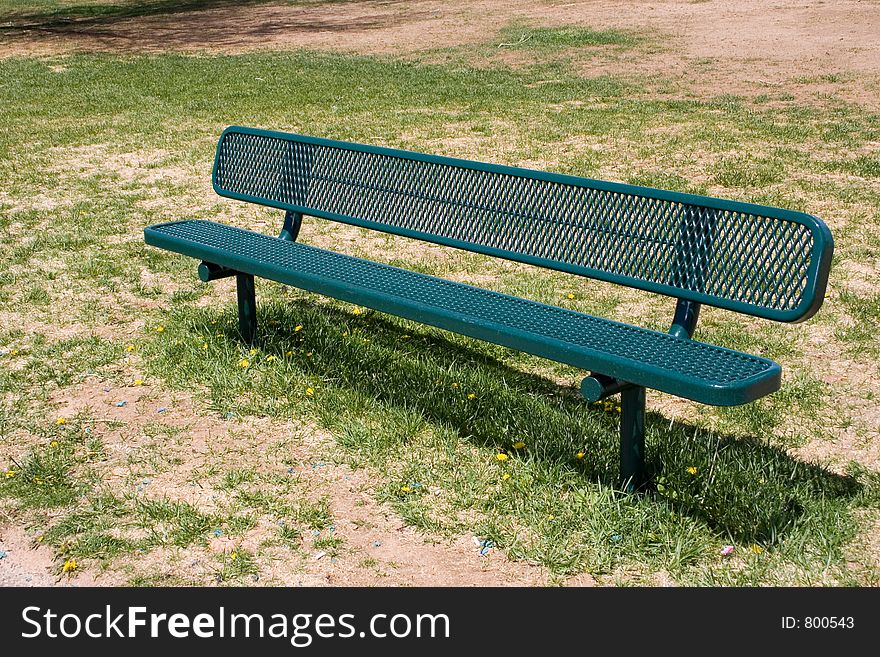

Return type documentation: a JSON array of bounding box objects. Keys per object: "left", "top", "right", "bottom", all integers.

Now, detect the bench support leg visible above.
[
  {"left": 236, "top": 273, "right": 256, "bottom": 344},
  {"left": 279, "top": 210, "right": 303, "bottom": 242},
  {"left": 620, "top": 385, "right": 646, "bottom": 493}
]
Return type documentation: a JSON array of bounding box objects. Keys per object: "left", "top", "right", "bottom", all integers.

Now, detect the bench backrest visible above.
[{"left": 212, "top": 126, "right": 833, "bottom": 322}]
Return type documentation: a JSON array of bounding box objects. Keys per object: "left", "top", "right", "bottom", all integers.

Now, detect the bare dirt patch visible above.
[
  {"left": 2, "top": 1, "right": 879, "bottom": 108},
  {"left": 0, "top": 525, "right": 100, "bottom": 586},
  {"left": 3, "top": 378, "right": 555, "bottom": 586},
  {"left": 276, "top": 463, "right": 551, "bottom": 586}
]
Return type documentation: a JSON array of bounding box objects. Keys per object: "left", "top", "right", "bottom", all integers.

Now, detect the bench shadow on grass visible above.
[{"left": 212, "top": 297, "right": 861, "bottom": 545}]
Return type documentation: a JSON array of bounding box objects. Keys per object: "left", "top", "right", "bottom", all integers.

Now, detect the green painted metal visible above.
[
  {"left": 580, "top": 373, "right": 633, "bottom": 403},
  {"left": 669, "top": 299, "right": 701, "bottom": 339},
  {"left": 211, "top": 126, "right": 833, "bottom": 323},
  {"left": 279, "top": 210, "right": 302, "bottom": 242},
  {"left": 236, "top": 273, "right": 256, "bottom": 344},
  {"left": 145, "top": 220, "right": 782, "bottom": 406},
  {"left": 620, "top": 386, "right": 646, "bottom": 492},
  {"left": 198, "top": 260, "right": 236, "bottom": 282}
]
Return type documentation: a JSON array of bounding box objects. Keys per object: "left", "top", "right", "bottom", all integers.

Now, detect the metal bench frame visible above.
[{"left": 145, "top": 126, "right": 834, "bottom": 492}]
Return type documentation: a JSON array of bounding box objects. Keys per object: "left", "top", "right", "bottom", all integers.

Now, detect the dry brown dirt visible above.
[
  {"left": 1, "top": 380, "right": 562, "bottom": 586},
  {"left": 2, "top": 0, "right": 879, "bottom": 107}
]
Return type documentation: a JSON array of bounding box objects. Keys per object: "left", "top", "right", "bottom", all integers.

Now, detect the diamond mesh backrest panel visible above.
[{"left": 212, "top": 127, "right": 833, "bottom": 322}]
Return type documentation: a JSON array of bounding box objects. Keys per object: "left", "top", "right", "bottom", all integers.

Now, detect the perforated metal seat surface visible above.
[{"left": 145, "top": 219, "right": 781, "bottom": 406}]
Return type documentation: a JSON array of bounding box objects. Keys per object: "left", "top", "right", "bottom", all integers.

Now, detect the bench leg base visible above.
[
  {"left": 620, "top": 385, "right": 646, "bottom": 493},
  {"left": 236, "top": 273, "right": 256, "bottom": 344}
]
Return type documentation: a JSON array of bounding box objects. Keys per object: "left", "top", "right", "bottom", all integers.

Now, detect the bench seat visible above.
[{"left": 145, "top": 219, "right": 781, "bottom": 407}]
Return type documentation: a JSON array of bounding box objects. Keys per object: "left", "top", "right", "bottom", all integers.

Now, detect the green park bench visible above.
[{"left": 144, "top": 126, "right": 834, "bottom": 492}]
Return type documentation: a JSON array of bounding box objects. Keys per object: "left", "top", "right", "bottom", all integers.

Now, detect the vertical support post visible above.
[
  {"left": 279, "top": 210, "right": 303, "bottom": 242},
  {"left": 236, "top": 273, "right": 256, "bottom": 344},
  {"left": 620, "top": 386, "right": 646, "bottom": 493},
  {"left": 669, "top": 298, "right": 701, "bottom": 339}
]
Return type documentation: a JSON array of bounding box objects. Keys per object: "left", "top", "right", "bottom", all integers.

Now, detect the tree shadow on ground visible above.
[
  {"left": 3, "top": 1, "right": 286, "bottom": 28},
  {"left": 0, "top": 0, "right": 376, "bottom": 51},
  {"left": 193, "top": 295, "right": 865, "bottom": 545}
]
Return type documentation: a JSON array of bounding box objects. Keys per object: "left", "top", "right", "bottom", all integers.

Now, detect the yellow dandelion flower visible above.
[
  {"left": 4, "top": 470, "right": 15, "bottom": 478},
  {"left": 501, "top": 473, "right": 511, "bottom": 481},
  {"left": 36, "top": 535, "right": 44, "bottom": 543},
  {"left": 294, "top": 325, "right": 303, "bottom": 332},
  {"left": 210, "top": 320, "right": 217, "bottom": 326},
  {"left": 249, "top": 348, "right": 257, "bottom": 356},
  {"left": 203, "top": 343, "right": 209, "bottom": 350},
  {"left": 575, "top": 451, "right": 585, "bottom": 460},
  {"left": 125, "top": 344, "right": 136, "bottom": 352},
  {"left": 513, "top": 441, "right": 526, "bottom": 449},
  {"left": 451, "top": 382, "right": 459, "bottom": 389},
  {"left": 341, "top": 331, "right": 349, "bottom": 337},
  {"left": 495, "top": 453, "right": 508, "bottom": 461},
  {"left": 566, "top": 293, "right": 575, "bottom": 300},
  {"left": 238, "top": 358, "right": 250, "bottom": 368},
  {"left": 230, "top": 552, "right": 237, "bottom": 561},
  {"left": 55, "top": 417, "right": 66, "bottom": 425},
  {"left": 400, "top": 485, "right": 412, "bottom": 493},
  {"left": 467, "top": 393, "right": 477, "bottom": 400},
  {"left": 548, "top": 515, "right": 555, "bottom": 520},
  {"left": 134, "top": 379, "right": 144, "bottom": 386},
  {"left": 155, "top": 325, "right": 165, "bottom": 333},
  {"left": 285, "top": 350, "right": 293, "bottom": 357},
  {"left": 265, "top": 355, "right": 277, "bottom": 362},
  {"left": 10, "top": 349, "right": 19, "bottom": 356},
  {"left": 62, "top": 559, "right": 78, "bottom": 573},
  {"left": 306, "top": 352, "right": 313, "bottom": 358},
  {"left": 50, "top": 440, "right": 59, "bottom": 449},
  {"left": 216, "top": 332, "right": 223, "bottom": 336},
  {"left": 306, "top": 387, "right": 315, "bottom": 397},
  {"left": 352, "top": 307, "right": 364, "bottom": 316},
  {"left": 687, "top": 466, "right": 697, "bottom": 475},
  {"left": 750, "top": 544, "right": 764, "bottom": 555}
]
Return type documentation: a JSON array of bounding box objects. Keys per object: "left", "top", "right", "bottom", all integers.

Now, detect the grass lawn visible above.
[{"left": 1, "top": 1, "right": 879, "bottom": 586}]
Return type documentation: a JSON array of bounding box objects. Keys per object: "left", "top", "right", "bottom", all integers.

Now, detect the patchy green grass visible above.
[
  {"left": 129, "top": 298, "right": 873, "bottom": 583},
  {"left": 497, "top": 23, "right": 641, "bottom": 49},
  {"left": 216, "top": 548, "right": 259, "bottom": 583},
  {"left": 1, "top": 420, "right": 100, "bottom": 508},
  {"left": 834, "top": 290, "right": 880, "bottom": 356},
  {"left": 0, "top": 414, "right": 342, "bottom": 583},
  {"left": 0, "top": 25, "right": 878, "bottom": 586},
  {"left": 826, "top": 154, "right": 880, "bottom": 179},
  {"left": 709, "top": 154, "right": 787, "bottom": 188}
]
